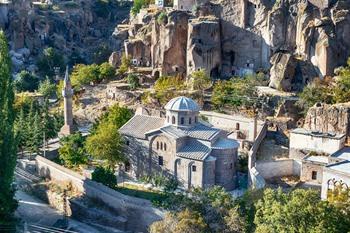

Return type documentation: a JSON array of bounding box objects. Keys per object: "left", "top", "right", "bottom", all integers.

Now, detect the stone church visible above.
[{"left": 119, "top": 96, "right": 239, "bottom": 190}]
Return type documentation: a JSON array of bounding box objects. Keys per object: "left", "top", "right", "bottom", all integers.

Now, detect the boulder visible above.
[
  {"left": 269, "top": 52, "right": 297, "bottom": 92},
  {"left": 108, "top": 52, "right": 120, "bottom": 68}
]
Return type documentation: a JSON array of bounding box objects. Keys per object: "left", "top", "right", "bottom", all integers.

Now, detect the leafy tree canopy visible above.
[
  {"left": 59, "top": 133, "right": 87, "bottom": 168},
  {"left": 14, "top": 70, "right": 40, "bottom": 92},
  {"left": 37, "top": 47, "right": 65, "bottom": 78}
]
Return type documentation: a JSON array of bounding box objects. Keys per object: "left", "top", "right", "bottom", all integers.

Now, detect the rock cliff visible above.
[{"left": 120, "top": 0, "right": 350, "bottom": 87}]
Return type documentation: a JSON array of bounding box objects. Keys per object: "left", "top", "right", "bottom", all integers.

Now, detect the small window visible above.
[
  {"left": 161, "top": 142, "right": 163, "bottom": 150},
  {"left": 195, "top": 117, "right": 198, "bottom": 123},
  {"left": 181, "top": 117, "right": 185, "bottom": 125},
  {"left": 125, "top": 161, "right": 131, "bottom": 172},
  {"left": 126, "top": 140, "right": 130, "bottom": 146},
  {"left": 167, "top": 116, "right": 169, "bottom": 123},
  {"left": 157, "top": 141, "right": 159, "bottom": 150},
  {"left": 312, "top": 171, "right": 317, "bottom": 180},
  {"left": 189, "top": 118, "right": 192, "bottom": 125},
  {"left": 192, "top": 165, "right": 197, "bottom": 172},
  {"left": 164, "top": 143, "right": 167, "bottom": 151},
  {"left": 172, "top": 116, "right": 176, "bottom": 124},
  {"left": 230, "top": 163, "right": 233, "bottom": 169},
  {"left": 236, "top": 123, "right": 240, "bottom": 130},
  {"left": 158, "top": 156, "right": 164, "bottom": 166}
]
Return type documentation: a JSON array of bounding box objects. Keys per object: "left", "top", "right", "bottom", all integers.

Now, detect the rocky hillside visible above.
[
  {"left": 1, "top": 0, "right": 131, "bottom": 73},
  {"left": 117, "top": 0, "right": 350, "bottom": 91}
]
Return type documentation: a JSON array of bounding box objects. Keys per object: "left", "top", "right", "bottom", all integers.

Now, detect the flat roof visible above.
[
  {"left": 331, "top": 147, "right": 350, "bottom": 161},
  {"left": 303, "top": 155, "right": 329, "bottom": 164},
  {"left": 291, "top": 128, "right": 345, "bottom": 140},
  {"left": 326, "top": 161, "right": 350, "bottom": 175}
]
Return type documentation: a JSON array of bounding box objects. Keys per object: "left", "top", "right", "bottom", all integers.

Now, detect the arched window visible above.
[
  {"left": 189, "top": 118, "right": 192, "bottom": 125},
  {"left": 236, "top": 123, "right": 240, "bottom": 130},
  {"left": 161, "top": 142, "right": 163, "bottom": 150},
  {"left": 172, "top": 116, "right": 176, "bottom": 124},
  {"left": 164, "top": 143, "right": 167, "bottom": 151},
  {"left": 181, "top": 117, "right": 184, "bottom": 125},
  {"left": 157, "top": 141, "right": 159, "bottom": 150}
]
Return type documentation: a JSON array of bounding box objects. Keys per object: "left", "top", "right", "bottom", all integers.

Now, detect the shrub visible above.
[
  {"left": 92, "top": 166, "right": 117, "bottom": 188},
  {"left": 157, "top": 12, "right": 168, "bottom": 24},
  {"left": 117, "top": 54, "right": 131, "bottom": 75},
  {"left": 98, "top": 62, "right": 115, "bottom": 80},
  {"left": 127, "top": 73, "right": 140, "bottom": 90}
]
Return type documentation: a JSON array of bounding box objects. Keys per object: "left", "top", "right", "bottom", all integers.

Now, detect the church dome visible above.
[{"left": 165, "top": 96, "right": 200, "bottom": 112}]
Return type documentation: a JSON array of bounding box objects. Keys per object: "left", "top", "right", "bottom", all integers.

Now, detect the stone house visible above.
[
  {"left": 119, "top": 96, "right": 239, "bottom": 190},
  {"left": 173, "top": 0, "right": 196, "bottom": 11}
]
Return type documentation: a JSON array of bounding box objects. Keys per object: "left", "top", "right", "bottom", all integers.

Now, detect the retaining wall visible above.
[
  {"left": 35, "top": 156, "right": 163, "bottom": 232},
  {"left": 255, "top": 159, "right": 299, "bottom": 180}
]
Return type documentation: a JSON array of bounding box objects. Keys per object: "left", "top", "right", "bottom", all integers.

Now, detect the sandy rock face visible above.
[
  {"left": 187, "top": 17, "right": 221, "bottom": 77},
  {"left": 151, "top": 11, "right": 190, "bottom": 77},
  {"left": 269, "top": 52, "right": 297, "bottom": 92},
  {"left": 304, "top": 103, "right": 350, "bottom": 136}
]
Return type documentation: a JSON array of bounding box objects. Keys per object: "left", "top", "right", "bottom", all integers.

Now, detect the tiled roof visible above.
[
  {"left": 212, "top": 138, "right": 239, "bottom": 149},
  {"left": 177, "top": 139, "right": 211, "bottom": 161},
  {"left": 160, "top": 125, "right": 187, "bottom": 139},
  {"left": 119, "top": 115, "right": 165, "bottom": 139},
  {"left": 181, "top": 123, "right": 220, "bottom": 141}
]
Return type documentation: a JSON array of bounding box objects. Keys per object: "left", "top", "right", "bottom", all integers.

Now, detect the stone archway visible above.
[
  {"left": 188, "top": 161, "right": 195, "bottom": 190},
  {"left": 174, "top": 158, "right": 181, "bottom": 180},
  {"left": 148, "top": 136, "right": 158, "bottom": 175}
]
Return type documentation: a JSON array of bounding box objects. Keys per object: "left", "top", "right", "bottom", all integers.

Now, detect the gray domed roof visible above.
[{"left": 165, "top": 96, "right": 200, "bottom": 112}]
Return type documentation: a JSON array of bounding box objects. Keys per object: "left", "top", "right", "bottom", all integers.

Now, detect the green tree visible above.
[
  {"left": 14, "top": 70, "right": 40, "bottom": 92},
  {"left": 37, "top": 47, "right": 65, "bottom": 78},
  {"left": 86, "top": 121, "right": 125, "bottom": 169},
  {"left": 98, "top": 104, "right": 133, "bottom": 130},
  {"left": 211, "top": 76, "right": 256, "bottom": 110},
  {"left": 254, "top": 188, "right": 350, "bottom": 233},
  {"left": 0, "top": 30, "right": 18, "bottom": 225},
  {"left": 59, "top": 133, "right": 87, "bottom": 168},
  {"left": 91, "top": 166, "right": 117, "bottom": 188},
  {"left": 189, "top": 69, "right": 212, "bottom": 92},
  {"left": 334, "top": 58, "right": 350, "bottom": 103},
  {"left": 99, "top": 62, "right": 115, "bottom": 81},
  {"left": 117, "top": 54, "right": 131, "bottom": 75},
  {"left": 38, "top": 77, "right": 56, "bottom": 99},
  {"left": 71, "top": 64, "right": 100, "bottom": 89},
  {"left": 297, "top": 78, "right": 333, "bottom": 113},
  {"left": 127, "top": 73, "right": 140, "bottom": 90},
  {"left": 150, "top": 209, "right": 209, "bottom": 233},
  {"left": 131, "top": 0, "right": 151, "bottom": 16}
]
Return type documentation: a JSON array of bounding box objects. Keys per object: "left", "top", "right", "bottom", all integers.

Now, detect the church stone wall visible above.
[{"left": 211, "top": 148, "right": 237, "bottom": 190}]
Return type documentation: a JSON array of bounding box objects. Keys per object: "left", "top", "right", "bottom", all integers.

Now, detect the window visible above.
[
  {"left": 164, "top": 143, "right": 167, "bottom": 151},
  {"left": 195, "top": 117, "right": 198, "bottom": 123},
  {"left": 125, "top": 161, "right": 131, "bottom": 172},
  {"left": 172, "top": 116, "right": 176, "bottom": 124},
  {"left": 312, "top": 171, "right": 317, "bottom": 180},
  {"left": 167, "top": 116, "right": 169, "bottom": 123},
  {"left": 158, "top": 156, "right": 164, "bottom": 166},
  {"left": 236, "top": 123, "right": 240, "bottom": 130},
  {"left": 230, "top": 163, "right": 233, "bottom": 169},
  {"left": 189, "top": 118, "right": 192, "bottom": 125},
  {"left": 161, "top": 142, "right": 163, "bottom": 150},
  {"left": 126, "top": 140, "right": 130, "bottom": 146},
  {"left": 157, "top": 141, "right": 159, "bottom": 150},
  {"left": 181, "top": 117, "right": 185, "bottom": 125},
  {"left": 192, "top": 165, "right": 197, "bottom": 172}
]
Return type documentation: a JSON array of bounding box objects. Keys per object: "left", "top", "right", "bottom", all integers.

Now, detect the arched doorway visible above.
[
  {"left": 188, "top": 161, "right": 195, "bottom": 189},
  {"left": 174, "top": 158, "right": 181, "bottom": 180}
]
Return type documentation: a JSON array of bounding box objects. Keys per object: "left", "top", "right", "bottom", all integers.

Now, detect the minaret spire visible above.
[{"left": 59, "top": 66, "right": 76, "bottom": 136}]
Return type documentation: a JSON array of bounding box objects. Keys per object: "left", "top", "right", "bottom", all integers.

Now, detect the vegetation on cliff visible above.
[{"left": 0, "top": 31, "right": 17, "bottom": 225}]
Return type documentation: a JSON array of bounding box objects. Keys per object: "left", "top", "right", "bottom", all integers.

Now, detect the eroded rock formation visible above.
[{"left": 304, "top": 103, "right": 350, "bottom": 136}]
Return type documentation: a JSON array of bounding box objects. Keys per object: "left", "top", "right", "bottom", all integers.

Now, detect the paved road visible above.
[{"left": 15, "top": 190, "right": 101, "bottom": 233}]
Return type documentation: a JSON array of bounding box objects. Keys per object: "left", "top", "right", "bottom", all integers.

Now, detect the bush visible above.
[
  {"left": 98, "top": 62, "right": 115, "bottom": 80},
  {"left": 92, "top": 166, "right": 117, "bottom": 188},
  {"left": 127, "top": 73, "right": 140, "bottom": 90},
  {"left": 38, "top": 78, "right": 56, "bottom": 98},
  {"left": 157, "top": 12, "right": 168, "bottom": 24},
  {"left": 117, "top": 54, "right": 131, "bottom": 76}
]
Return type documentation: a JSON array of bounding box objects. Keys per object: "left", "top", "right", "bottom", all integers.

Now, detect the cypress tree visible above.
[{"left": 0, "top": 31, "right": 18, "bottom": 224}]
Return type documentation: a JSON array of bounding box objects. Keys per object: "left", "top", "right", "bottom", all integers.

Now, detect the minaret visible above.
[{"left": 59, "top": 66, "right": 75, "bottom": 136}]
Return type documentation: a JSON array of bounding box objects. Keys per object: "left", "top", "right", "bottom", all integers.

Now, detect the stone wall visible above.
[
  {"left": 300, "top": 161, "right": 324, "bottom": 184},
  {"left": 255, "top": 159, "right": 299, "bottom": 180},
  {"left": 35, "top": 156, "right": 163, "bottom": 232}
]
